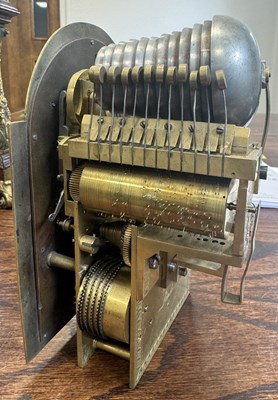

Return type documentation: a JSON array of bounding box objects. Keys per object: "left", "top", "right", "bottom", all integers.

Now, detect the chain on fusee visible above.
[{"left": 11, "top": 15, "right": 270, "bottom": 389}]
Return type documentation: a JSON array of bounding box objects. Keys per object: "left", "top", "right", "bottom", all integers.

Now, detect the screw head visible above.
[
  {"left": 148, "top": 255, "right": 160, "bottom": 269},
  {"left": 179, "top": 267, "right": 188, "bottom": 277},
  {"left": 140, "top": 120, "right": 146, "bottom": 129},
  {"left": 164, "top": 123, "right": 173, "bottom": 131},
  {"left": 57, "top": 174, "right": 64, "bottom": 182},
  {"left": 168, "top": 262, "right": 177, "bottom": 273},
  {"left": 188, "top": 124, "right": 194, "bottom": 133},
  {"left": 119, "top": 118, "right": 126, "bottom": 126},
  {"left": 216, "top": 126, "right": 224, "bottom": 134}
]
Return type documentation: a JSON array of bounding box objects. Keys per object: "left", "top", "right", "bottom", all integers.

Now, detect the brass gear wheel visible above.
[
  {"left": 121, "top": 224, "right": 132, "bottom": 267},
  {"left": 77, "top": 256, "right": 131, "bottom": 344},
  {"left": 100, "top": 222, "right": 132, "bottom": 267}
]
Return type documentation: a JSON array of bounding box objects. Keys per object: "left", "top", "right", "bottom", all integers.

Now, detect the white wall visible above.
[{"left": 59, "top": 0, "right": 278, "bottom": 113}]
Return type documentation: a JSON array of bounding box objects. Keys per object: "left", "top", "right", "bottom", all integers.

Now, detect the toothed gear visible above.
[
  {"left": 77, "top": 256, "right": 124, "bottom": 340},
  {"left": 68, "top": 164, "right": 84, "bottom": 201},
  {"left": 121, "top": 225, "right": 132, "bottom": 267}
]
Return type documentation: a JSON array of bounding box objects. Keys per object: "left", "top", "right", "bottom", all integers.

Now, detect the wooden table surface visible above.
[{"left": 0, "top": 114, "right": 277, "bottom": 400}]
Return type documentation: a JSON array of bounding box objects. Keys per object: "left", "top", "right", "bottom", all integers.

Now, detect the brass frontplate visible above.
[
  {"left": 72, "top": 203, "right": 190, "bottom": 388},
  {"left": 130, "top": 226, "right": 190, "bottom": 387}
]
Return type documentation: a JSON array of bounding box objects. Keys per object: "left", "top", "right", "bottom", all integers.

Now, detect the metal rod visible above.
[
  {"left": 167, "top": 84, "right": 172, "bottom": 170},
  {"left": 131, "top": 84, "right": 138, "bottom": 166},
  {"left": 180, "top": 83, "right": 184, "bottom": 172},
  {"left": 178, "top": 64, "right": 188, "bottom": 172},
  {"left": 47, "top": 251, "right": 75, "bottom": 272},
  {"left": 215, "top": 69, "right": 228, "bottom": 178},
  {"left": 87, "top": 91, "right": 95, "bottom": 160},
  {"left": 206, "top": 86, "right": 211, "bottom": 175},
  {"left": 261, "top": 82, "right": 270, "bottom": 153},
  {"left": 96, "top": 339, "right": 130, "bottom": 360},
  {"left": 143, "top": 83, "right": 150, "bottom": 167},
  {"left": 221, "top": 89, "right": 228, "bottom": 177},
  {"left": 155, "top": 83, "right": 162, "bottom": 169},
  {"left": 120, "top": 85, "right": 127, "bottom": 164},
  {"left": 192, "top": 89, "right": 197, "bottom": 173},
  {"left": 56, "top": 218, "right": 74, "bottom": 232},
  {"left": 131, "top": 66, "right": 142, "bottom": 167},
  {"left": 109, "top": 84, "right": 116, "bottom": 163},
  {"left": 97, "top": 83, "right": 103, "bottom": 161}
]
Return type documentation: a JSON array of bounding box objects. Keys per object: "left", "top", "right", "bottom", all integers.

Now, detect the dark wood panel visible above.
[
  {"left": 1, "top": 0, "right": 60, "bottom": 112},
  {"left": 0, "top": 115, "right": 277, "bottom": 399}
]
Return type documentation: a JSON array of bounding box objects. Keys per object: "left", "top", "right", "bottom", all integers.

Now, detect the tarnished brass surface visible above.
[
  {"left": 69, "top": 162, "right": 230, "bottom": 238},
  {"left": 80, "top": 114, "right": 250, "bottom": 155},
  {"left": 103, "top": 265, "right": 130, "bottom": 343},
  {"left": 66, "top": 137, "right": 260, "bottom": 180},
  {"left": 77, "top": 257, "right": 130, "bottom": 344},
  {"left": 100, "top": 222, "right": 132, "bottom": 266},
  {"left": 79, "top": 234, "right": 101, "bottom": 254},
  {"left": 66, "top": 69, "right": 94, "bottom": 129}
]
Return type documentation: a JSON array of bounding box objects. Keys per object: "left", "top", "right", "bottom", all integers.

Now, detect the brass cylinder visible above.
[
  {"left": 79, "top": 234, "right": 101, "bottom": 254},
  {"left": 100, "top": 222, "right": 132, "bottom": 266},
  {"left": 99, "top": 222, "right": 124, "bottom": 248},
  {"left": 70, "top": 163, "right": 230, "bottom": 238},
  {"left": 102, "top": 266, "right": 130, "bottom": 343},
  {"left": 77, "top": 257, "right": 130, "bottom": 344}
]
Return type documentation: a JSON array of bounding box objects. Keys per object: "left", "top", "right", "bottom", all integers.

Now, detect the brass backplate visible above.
[{"left": 10, "top": 23, "right": 113, "bottom": 362}]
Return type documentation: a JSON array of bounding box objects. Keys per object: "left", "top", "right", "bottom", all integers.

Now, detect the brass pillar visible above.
[{"left": 0, "top": 0, "right": 19, "bottom": 208}]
